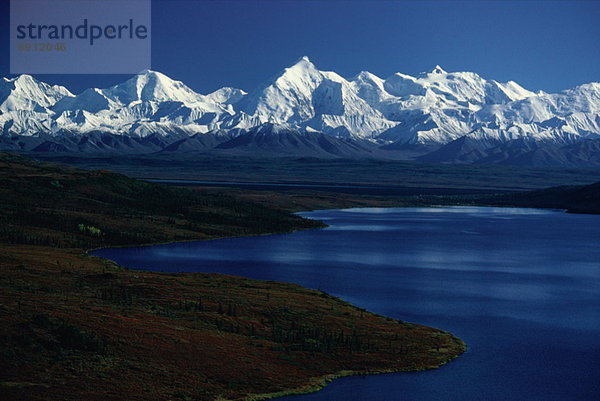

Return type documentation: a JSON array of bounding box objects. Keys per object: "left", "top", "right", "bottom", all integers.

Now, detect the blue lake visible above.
[{"left": 93, "top": 207, "right": 600, "bottom": 400}]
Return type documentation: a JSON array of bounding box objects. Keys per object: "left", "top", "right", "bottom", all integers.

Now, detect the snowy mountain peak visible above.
[
  {"left": 235, "top": 57, "right": 324, "bottom": 123},
  {"left": 6, "top": 74, "right": 72, "bottom": 97},
  {"left": 137, "top": 68, "right": 158, "bottom": 76},
  {"left": 205, "top": 87, "right": 247, "bottom": 105},
  {"left": 102, "top": 69, "right": 202, "bottom": 105},
  {"left": 418, "top": 65, "right": 448, "bottom": 77},
  {"left": 12, "top": 74, "right": 35, "bottom": 84},
  {"left": 281, "top": 56, "right": 319, "bottom": 78},
  {"left": 1, "top": 57, "right": 599, "bottom": 167},
  {"left": 355, "top": 71, "right": 383, "bottom": 82},
  {"left": 431, "top": 65, "right": 447, "bottom": 74},
  {"left": 0, "top": 74, "right": 72, "bottom": 113}
]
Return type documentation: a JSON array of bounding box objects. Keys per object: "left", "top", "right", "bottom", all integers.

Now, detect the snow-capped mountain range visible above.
[{"left": 1, "top": 56, "right": 599, "bottom": 166}]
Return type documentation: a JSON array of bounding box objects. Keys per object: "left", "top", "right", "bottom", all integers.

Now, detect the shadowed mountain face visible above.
[{"left": 1, "top": 58, "right": 599, "bottom": 166}]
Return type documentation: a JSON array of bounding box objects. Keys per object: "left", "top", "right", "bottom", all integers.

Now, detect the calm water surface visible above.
[{"left": 93, "top": 207, "right": 600, "bottom": 400}]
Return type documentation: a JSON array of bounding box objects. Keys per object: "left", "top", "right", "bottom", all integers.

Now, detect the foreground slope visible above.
[{"left": 0, "top": 153, "right": 464, "bottom": 401}]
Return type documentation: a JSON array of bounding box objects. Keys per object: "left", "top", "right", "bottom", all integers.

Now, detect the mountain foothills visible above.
[{"left": 1, "top": 57, "right": 599, "bottom": 166}]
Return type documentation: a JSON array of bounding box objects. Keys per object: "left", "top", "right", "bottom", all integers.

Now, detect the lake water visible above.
[{"left": 93, "top": 207, "right": 600, "bottom": 400}]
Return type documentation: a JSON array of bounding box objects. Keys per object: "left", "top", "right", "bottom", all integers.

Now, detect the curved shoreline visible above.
[
  {"left": 90, "top": 215, "right": 467, "bottom": 401},
  {"left": 238, "top": 337, "right": 467, "bottom": 401}
]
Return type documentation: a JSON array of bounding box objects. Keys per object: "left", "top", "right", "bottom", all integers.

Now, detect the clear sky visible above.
[{"left": 1, "top": 0, "right": 599, "bottom": 95}]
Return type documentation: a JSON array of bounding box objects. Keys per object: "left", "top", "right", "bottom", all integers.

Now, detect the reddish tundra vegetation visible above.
[{"left": 0, "top": 153, "right": 465, "bottom": 401}]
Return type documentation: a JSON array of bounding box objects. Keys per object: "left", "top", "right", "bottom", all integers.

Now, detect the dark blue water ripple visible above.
[{"left": 93, "top": 207, "right": 600, "bottom": 401}]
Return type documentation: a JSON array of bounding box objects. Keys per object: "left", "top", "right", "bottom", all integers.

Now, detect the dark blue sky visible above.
[{"left": 1, "top": 0, "right": 599, "bottom": 95}]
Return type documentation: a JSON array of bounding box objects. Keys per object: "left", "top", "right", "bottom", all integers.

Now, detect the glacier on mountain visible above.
[{"left": 0, "top": 56, "right": 599, "bottom": 165}]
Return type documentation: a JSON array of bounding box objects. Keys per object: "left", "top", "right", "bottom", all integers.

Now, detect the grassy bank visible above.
[{"left": 0, "top": 153, "right": 465, "bottom": 401}]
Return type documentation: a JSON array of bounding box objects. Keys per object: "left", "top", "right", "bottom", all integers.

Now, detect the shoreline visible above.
[
  {"left": 87, "top": 207, "right": 468, "bottom": 401},
  {"left": 237, "top": 337, "right": 467, "bottom": 401},
  {"left": 2, "top": 240, "right": 467, "bottom": 400}
]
